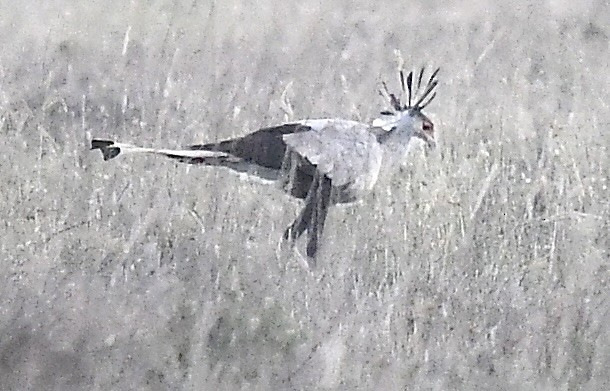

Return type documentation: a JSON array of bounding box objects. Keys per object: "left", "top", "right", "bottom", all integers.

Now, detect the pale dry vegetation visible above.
[{"left": 0, "top": 1, "right": 608, "bottom": 390}]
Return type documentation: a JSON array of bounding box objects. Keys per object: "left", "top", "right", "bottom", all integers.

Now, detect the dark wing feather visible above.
[{"left": 188, "top": 123, "right": 311, "bottom": 170}]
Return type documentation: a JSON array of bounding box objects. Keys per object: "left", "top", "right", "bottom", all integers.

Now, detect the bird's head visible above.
[{"left": 372, "top": 68, "right": 439, "bottom": 149}]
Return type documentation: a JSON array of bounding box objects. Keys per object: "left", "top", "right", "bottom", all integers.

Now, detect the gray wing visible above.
[{"left": 282, "top": 120, "right": 383, "bottom": 192}]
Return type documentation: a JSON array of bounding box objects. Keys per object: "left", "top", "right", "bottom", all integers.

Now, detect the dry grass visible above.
[{"left": 0, "top": 0, "right": 608, "bottom": 389}]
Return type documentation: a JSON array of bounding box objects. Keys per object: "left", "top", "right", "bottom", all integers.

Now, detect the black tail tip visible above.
[{"left": 91, "top": 139, "right": 120, "bottom": 160}]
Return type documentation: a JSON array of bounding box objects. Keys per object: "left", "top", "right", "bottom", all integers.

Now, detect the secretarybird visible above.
[{"left": 91, "top": 68, "right": 439, "bottom": 267}]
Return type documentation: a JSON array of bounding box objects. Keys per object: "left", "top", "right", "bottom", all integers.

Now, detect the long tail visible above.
[{"left": 90, "top": 139, "right": 239, "bottom": 164}]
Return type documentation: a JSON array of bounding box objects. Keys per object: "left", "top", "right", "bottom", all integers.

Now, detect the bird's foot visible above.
[{"left": 276, "top": 236, "right": 312, "bottom": 271}]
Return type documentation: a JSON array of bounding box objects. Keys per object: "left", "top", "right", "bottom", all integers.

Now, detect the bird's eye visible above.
[{"left": 422, "top": 121, "right": 433, "bottom": 132}]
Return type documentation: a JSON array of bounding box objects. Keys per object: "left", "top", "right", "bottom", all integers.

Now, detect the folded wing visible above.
[{"left": 283, "top": 120, "right": 383, "bottom": 201}]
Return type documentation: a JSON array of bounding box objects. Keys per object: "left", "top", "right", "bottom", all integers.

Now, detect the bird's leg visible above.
[
  {"left": 306, "top": 176, "right": 332, "bottom": 261},
  {"left": 283, "top": 178, "right": 319, "bottom": 242}
]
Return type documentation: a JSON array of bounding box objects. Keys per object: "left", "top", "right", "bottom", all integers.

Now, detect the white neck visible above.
[
  {"left": 376, "top": 112, "right": 416, "bottom": 153},
  {"left": 369, "top": 112, "right": 418, "bottom": 186}
]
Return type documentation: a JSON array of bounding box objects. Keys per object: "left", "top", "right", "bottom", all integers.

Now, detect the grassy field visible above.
[{"left": 0, "top": 0, "right": 608, "bottom": 389}]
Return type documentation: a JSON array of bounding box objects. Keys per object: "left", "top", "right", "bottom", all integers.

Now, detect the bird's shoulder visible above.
[{"left": 283, "top": 118, "right": 375, "bottom": 146}]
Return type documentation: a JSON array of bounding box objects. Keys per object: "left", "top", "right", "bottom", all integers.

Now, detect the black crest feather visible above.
[{"left": 379, "top": 67, "right": 439, "bottom": 114}]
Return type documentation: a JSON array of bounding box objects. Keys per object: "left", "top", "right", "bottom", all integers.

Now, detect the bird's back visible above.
[{"left": 188, "top": 119, "right": 382, "bottom": 203}]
